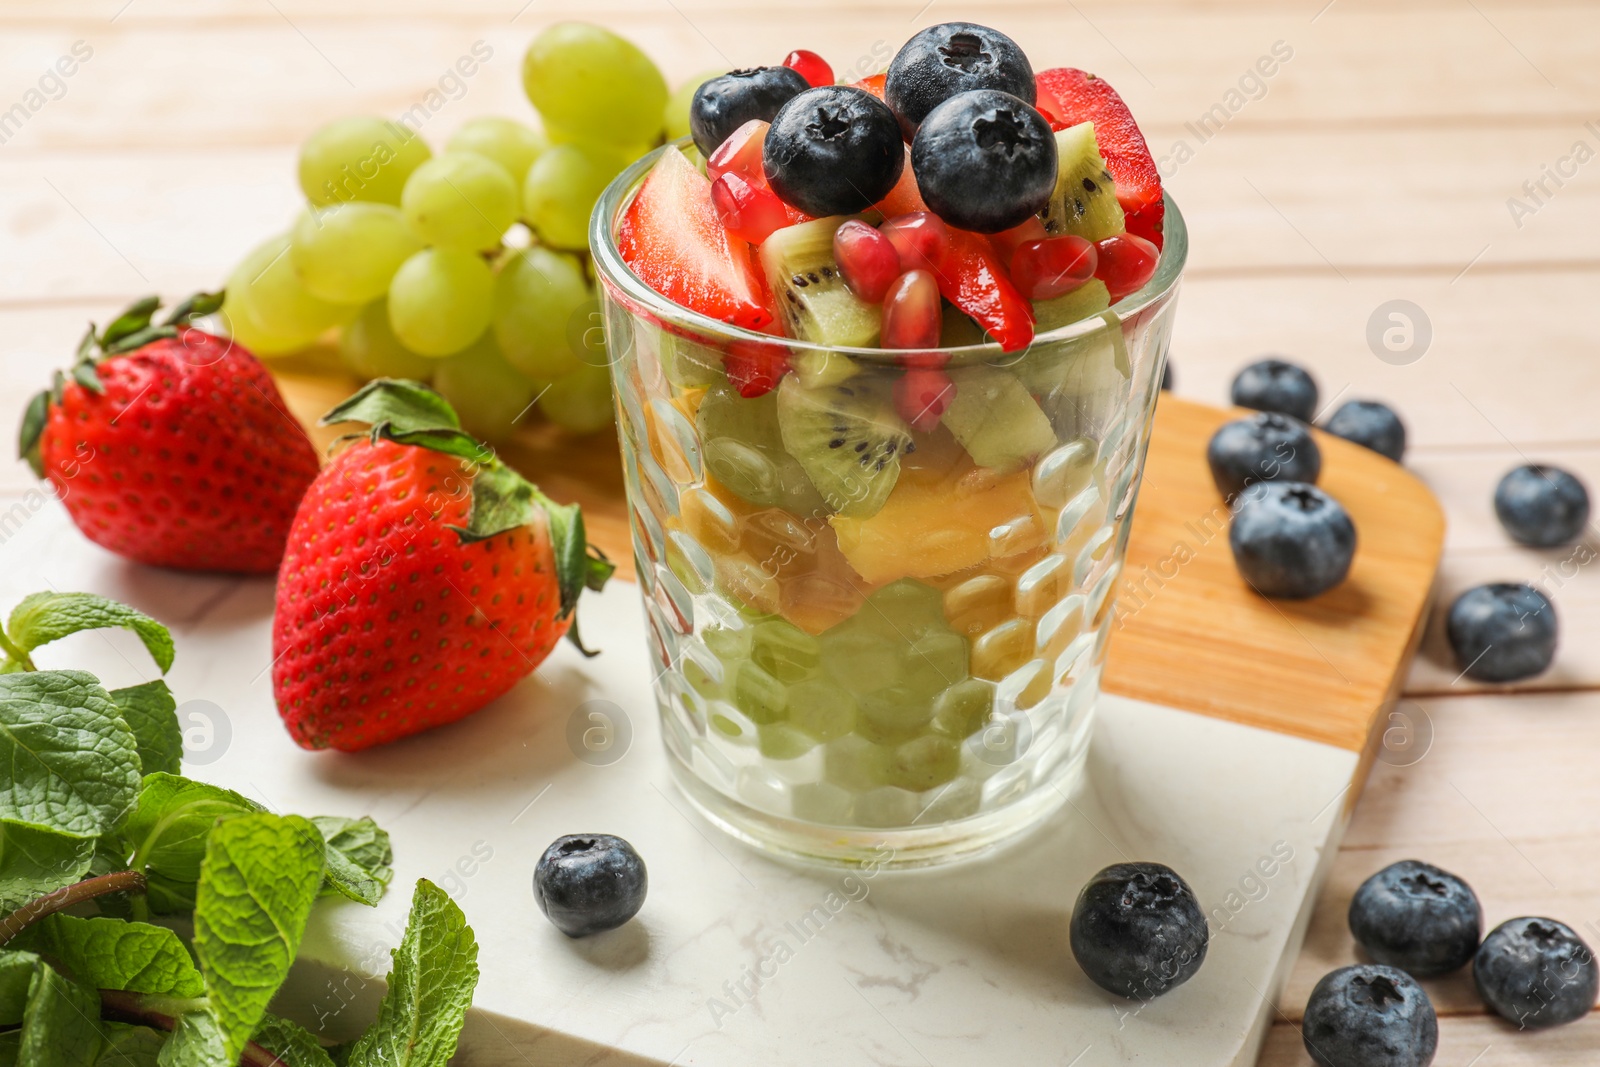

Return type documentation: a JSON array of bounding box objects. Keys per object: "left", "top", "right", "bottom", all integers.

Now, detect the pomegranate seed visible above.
[
  {"left": 880, "top": 269, "right": 942, "bottom": 352},
  {"left": 707, "top": 119, "right": 769, "bottom": 182},
  {"left": 879, "top": 212, "right": 950, "bottom": 276},
  {"left": 1012, "top": 235, "right": 1098, "bottom": 300},
  {"left": 894, "top": 367, "right": 954, "bottom": 431},
  {"left": 1095, "top": 233, "right": 1160, "bottom": 301},
  {"left": 711, "top": 172, "right": 790, "bottom": 245},
  {"left": 783, "top": 49, "right": 834, "bottom": 89},
  {"left": 990, "top": 216, "right": 1046, "bottom": 263},
  {"left": 833, "top": 220, "right": 900, "bottom": 303},
  {"left": 724, "top": 340, "right": 789, "bottom": 398}
]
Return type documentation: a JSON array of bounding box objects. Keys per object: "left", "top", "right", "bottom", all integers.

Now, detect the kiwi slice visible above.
[
  {"left": 776, "top": 375, "right": 910, "bottom": 518},
  {"left": 696, "top": 380, "right": 827, "bottom": 514},
  {"left": 1034, "top": 278, "right": 1113, "bottom": 334},
  {"left": 940, "top": 305, "right": 988, "bottom": 347},
  {"left": 760, "top": 217, "right": 881, "bottom": 348},
  {"left": 657, "top": 330, "right": 724, "bottom": 388},
  {"left": 792, "top": 349, "right": 860, "bottom": 389},
  {"left": 1040, "top": 122, "right": 1127, "bottom": 242},
  {"left": 942, "top": 366, "right": 1059, "bottom": 473}
]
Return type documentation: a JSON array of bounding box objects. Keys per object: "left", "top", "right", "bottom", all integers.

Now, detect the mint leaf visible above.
[
  {"left": 155, "top": 1012, "right": 225, "bottom": 1067},
  {"left": 345, "top": 879, "right": 479, "bottom": 1067},
  {"left": 0, "top": 1031, "right": 16, "bottom": 1066},
  {"left": 193, "top": 813, "right": 325, "bottom": 1064},
  {"left": 0, "top": 821, "right": 95, "bottom": 911},
  {"left": 0, "top": 671, "right": 140, "bottom": 839},
  {"left": 125, "top": 773, "right": 261, "bottom": 887},
  {"left": 95, "top": 1023, "right": 167, "bottom": 1066},
  {"left": 25, "top": 915, "right": 203, "bottom": 997},
  {"left": 313, "top": 816, "right": 392, "bottom": 906},
  {"left": 4, "top": 593, "right": 174, "bottom": 675},
  {"left": 0, "top": 950, "right": 37, "bottom": 1026},
  {"left": 253, "top": 1015, "right": 337, "bottom": 1067},
  {"left": 144, "top": 873, "right": 198, "bottom": 917},
  {"left": 110, "top": 681, "right": 183, "bottom": 777},
  {"left": 18, "top": 957, "right": 103, "bottom": 1066}
]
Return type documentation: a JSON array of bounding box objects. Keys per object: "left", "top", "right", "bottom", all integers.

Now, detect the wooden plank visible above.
[{"left": 1261, "top": 1013, "right": 1600, "bottom": 1066}]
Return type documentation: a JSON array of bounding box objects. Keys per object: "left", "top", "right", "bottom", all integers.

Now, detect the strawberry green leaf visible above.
[
  {"left": 155, "top": 1012, "right": 226, "bottom": 1065},
  {"left": 4, "top": 592, "right": 175, "bottom": 675},
  {"left": 252, "top": 1014, "right": 337, "bottom": 1067},
  {"left": 161, "top": 291, "right": 224, "bottom": 328},
  {"left": 71, "top": 360, "right": 105, "bottom": 397},
  {"left": 0, "top": 821, "right": 96, "bottom": 912},
  {"left": 103, "top": 325, "right": 178, "bottom": 356},
  {"left": 17, "top": 954, "right": 104, "bottom": 1066},
  {"left": 344, "top": 879, "right": 479, "bottom": 1067},
  {"left": 192, "top": 813, "right": 325, "bottom": 1064},
  {"left": 0, "top": 671, "right": 141, "bottom": 839},
  {"left": 98, "top": 296, "right": 161, "bottom": 348},
  {"left": 124, "top": 774, "right": 261, "bottom": 889},
  {"left": 17, "top": 391, "right": 49, "bottom": 479},
  {"left": 109, "top": 681, "right": 183, "bottom": 777},
  {"left": 321, "top": 378, "right": 462, "bottom": 436},
  {"left": 93, "top": 1024, "right": 167, "bottom": 1065},
  {"left": 21, "top": 915, "right": 203, "bottom": 998},
  {"left": 312, "top": 815, "right": 393, "bottom": 906}
]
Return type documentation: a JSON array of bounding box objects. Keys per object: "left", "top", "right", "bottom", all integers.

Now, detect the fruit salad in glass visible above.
[{"left": 592, "top": 24, "right": 1185, "bottom": 865}]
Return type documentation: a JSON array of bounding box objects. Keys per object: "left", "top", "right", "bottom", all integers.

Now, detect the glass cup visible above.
[{"left": 591, "top": 148, "right": 1186, "bottom": 867}]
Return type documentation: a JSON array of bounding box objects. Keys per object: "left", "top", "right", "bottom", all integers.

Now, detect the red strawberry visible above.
[
  {"left": 852, "top": 73, "right": 887, "bottom": 100},
  {"left": 618, "top": 146, "right": 772, "bottom": 331},
  {"left": 935, "top": 229, "right": 1036, "bottom": 353},
  {"left": 18, "top": 294, "right": 320, "bottom": 574},
  {"left": 272, "top": 380, "right": 613, "bottom": 752},
  {"left": 1035, "top": 68, "right": 1165, "bottom": 248}
]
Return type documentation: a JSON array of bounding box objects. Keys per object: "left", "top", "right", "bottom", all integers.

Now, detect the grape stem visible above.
[{"left": 0, "top": 870, "right": 146, "bottom": 946}]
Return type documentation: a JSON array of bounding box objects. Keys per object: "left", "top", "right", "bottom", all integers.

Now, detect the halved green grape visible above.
[
  {"left": 340, "top": 300, "right": 437, "bottom": 382},
  {"left": 299, "top": 116, "right": 432, "bottom": 207},
  {"left": 400, "top": 153, "right": 518, "bottom": 252},
  {"left": 522, "top": 23, "right": 667, "bottom": 149},
  {"left": 493, "top": 246, "right": 589, "bottom": 382},
  {"left": 538, "top": 362, "right": 615, "bottom": 434},
  {"left": 447, "top": 117, "right": 548, "bottom": 186},
  {"left": 664, "top": 69, "right": 724, "bottom": 144},
  {"left": 290, "top": 203, "right": 423, "bottom": 305},
  {"left": 225, "top": 233, "right": 356, "bottom": 353},
  {"left": 386, "top": 247, "right": 494, "bottom": 357},
  {"left": 432, "top": 334, "right": 537, "bottom": 443},
  {"left": 522, "top": 143, "right": 628, "bottom": 250}
]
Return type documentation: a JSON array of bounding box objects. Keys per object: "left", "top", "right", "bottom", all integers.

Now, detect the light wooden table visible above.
[{"left": 2, "top": 1, "right": 1597, "bottom": 1062}]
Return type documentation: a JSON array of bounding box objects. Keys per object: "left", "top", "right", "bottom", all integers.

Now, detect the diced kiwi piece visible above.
[
  {"left": 776, "top": 375, "right": 910, "bottom": 518},
  {"left": 658, "top": 331, "right": 724, "bottom": 388},
  {"left": 1034, "top": 278, "right": 1112, "bottom": 333},
  {"left": 696, "top": 380, "right": 827, "bottom": 514},
  {"left": 940, "top": 305, "right": 988, "bottom": 347},
  {"left": 942, "top": 366, "right": 1058, "bottom": 473},
  {"left": 760, "top": 217, "right": 881, "bottom": 348},
  {"left": 1040, "top": 122, "right": 1126, "bottom": 242},
  {"left": 793, "top": 349, "right": 860, "bottom": 389}
]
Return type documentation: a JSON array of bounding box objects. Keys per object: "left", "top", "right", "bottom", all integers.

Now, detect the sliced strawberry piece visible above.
[
  {"left": 873, "top": 148, "right": 927, "bottom": 217},
  {"left": 852, "top": 73, "right": 886, "bottom": 100},
  {"left": 617, "top": 147, "right": 772, "bottom": 331},
  {"left": 936, "top": 229, "right": 1035, "bottom": 353},
  {"left": 723, "top": 340, "right": 789, "bottom": 398},
  {"left": 1036, "top": 68, "right": 1164, "bottom": 249}
]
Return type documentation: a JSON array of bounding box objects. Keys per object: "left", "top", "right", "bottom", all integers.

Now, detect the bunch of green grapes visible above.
[{"left": 219, "top": 22, "right": 690, "bottom": 442}]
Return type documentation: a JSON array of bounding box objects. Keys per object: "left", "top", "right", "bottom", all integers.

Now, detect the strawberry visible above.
[
  {"left": 1035, "top": 68, "right": 1165, "bottom": 248},
  {"left": 17, "top": 294, "right": 320, "bottom": 574},
  {"left": 935, "top": 229, "right": 1036, "bottom": 353},
  {"left": 617, "top": 146, "right": 772, "bottom": 331},
  {"left": 272, "top": 380, "right": 613, "bottom": 752}
]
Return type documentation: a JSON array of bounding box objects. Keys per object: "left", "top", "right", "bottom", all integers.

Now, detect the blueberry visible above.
[
  {"left": 1348, "top": 860, "right": 1481, "bottom": 977},
  {"left": 1206, "top": 412, "right": 1322, "bottom": 501},
  {"left": 1323, "top": 400, "right": 1407, "bottom": 463},
  {"left": 533, "top": 834, "right": 647, "bottom": 938},
  {"left": 885, "top": 22, "right": 1036, "bottom": 140},
  {"left": 1445, "top": 583, "right": 1557, "bottom": 682},
  {"left": 764, "top": 86, "right": 905, "bottom": 218},
  {"left": 1302, "top": 965, "right": 1438, "bottom": 1067},
  {"left": 689, "top": 66, "right": 810, "bottom": 158},
  {"left": 1229, "top": 482, "right": 1356, "bottom": 599},
  {"left": 1475, "top": 917, "right": 1598, "bottom": 1029},
  {"left": 910, "top": 90, "right": 1056, "bottom": 233},
  {"left": 1230, "top": 358, "right": 1319, "bottom": 423},
  {"left": 1494, "top": 464, "right": 1591, "bottom": 547},
  {"left": 1069, "top": 862, "right": 1208, "bottom": 999}
]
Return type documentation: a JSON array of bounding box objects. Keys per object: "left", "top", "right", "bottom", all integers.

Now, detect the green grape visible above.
[
  {"left": 387, "top": 247, "right": 494, "bottom": 357},
  {"left": 492, "top": 247, "right": 590, "bottom": 383},
  {"left": 432, "top": 334, "right": 537, "bottom": 443},
  {"left": 565, "top": 295, "right": 608, "bottom": 368},
  {"left": 522, "top": 143, "right": 627, "bottom": 250},
  {"left": 225, "top": 233, "right": 355, "bottom": 353},
  {"left": 522, "top": 23, "right": 667, "bottom": 149},
  {"left": 447, "top": 117, "right": 548, "bottom": 186},
  {"left": 299, "top": 116, "right": 432, "bottom": 207},
  {"left": 400, "top": 153, "right": 518, "bottom": 252},
  {"left": 664, "top": 69, "right": 724, "bottom": 144},
  {"left": 340, "top": 300, "right": 437, "bottom": 382},
  {"left": 290, "top": 203, "right": 423, "bottom": 305},
  {"left": 539, "top": 362, "right": 615, "bottom": 434}
]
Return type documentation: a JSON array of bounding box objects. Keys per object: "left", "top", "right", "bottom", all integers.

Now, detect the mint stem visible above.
[
  {"left": 0, "top": 628, "right": 35, "bottom": 672},
  {"left": 0, "top": 869, "right": 146, "bottom": 945},
  {"left": 100, "top": 990, "right": 292, "bottom": 1067}
]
